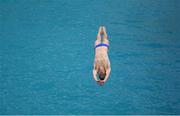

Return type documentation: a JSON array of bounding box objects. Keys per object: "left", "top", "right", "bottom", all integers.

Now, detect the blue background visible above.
[{"left": 0, "top": 0, "right": 180, "bottom": 114}]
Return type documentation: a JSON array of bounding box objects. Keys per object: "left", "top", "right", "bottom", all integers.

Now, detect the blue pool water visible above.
[{"left": 0, "top": 0, "right": 180, "bottom": 114}]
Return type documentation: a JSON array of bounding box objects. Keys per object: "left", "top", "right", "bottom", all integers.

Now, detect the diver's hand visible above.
[{"left": 97, "top": 80, "right": 105, "bottom": 85}]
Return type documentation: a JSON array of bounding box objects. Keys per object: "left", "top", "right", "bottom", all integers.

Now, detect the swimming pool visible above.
[{"left": 0, "top": 0, "right": 180, "bottom": 114}]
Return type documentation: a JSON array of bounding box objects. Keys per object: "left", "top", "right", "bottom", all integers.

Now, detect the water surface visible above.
[{"left": 0, "top": 0, "right": 180, "bottom": 114}]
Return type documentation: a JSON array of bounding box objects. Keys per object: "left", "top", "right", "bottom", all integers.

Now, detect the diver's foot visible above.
[
  {"left": 99, "top": 26, "right": 104, "bottom": 34},
  {"left": 98, "top": 26, "right": 103, "bottom": 34}
]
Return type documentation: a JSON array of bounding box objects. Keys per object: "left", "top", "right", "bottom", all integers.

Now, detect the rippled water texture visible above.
[{"left": 0, "top": 0, "right": 180, "bottom": 114}]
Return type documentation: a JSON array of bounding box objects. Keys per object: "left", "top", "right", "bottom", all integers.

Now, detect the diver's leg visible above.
[
  {"left": 97, "top": 26, "right": 103, "bottom": 41},
  {"left": 102, "top": 26, "right": 109, "bottom": 45},
  {"left": 95, "top": 26, "right": 103, "bottom": 46}
]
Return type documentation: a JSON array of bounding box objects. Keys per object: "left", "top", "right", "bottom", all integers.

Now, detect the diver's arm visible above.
[
  {"left": 104, "top": 67, "right": 111, "bottom": 82},
  {"left": 93, "top": 69, "right": 98, "bottom": 81}
]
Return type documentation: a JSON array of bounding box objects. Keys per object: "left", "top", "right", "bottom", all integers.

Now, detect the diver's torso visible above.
[{"left": 94, "top": 47, "right": 110, "bottom": 70}]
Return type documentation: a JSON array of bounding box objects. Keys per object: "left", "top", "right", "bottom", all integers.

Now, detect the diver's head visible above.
[{"left": 98, "top": 67, "right": 106, "bottom": 80}]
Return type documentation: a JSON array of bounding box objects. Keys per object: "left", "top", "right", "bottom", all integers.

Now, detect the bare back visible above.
[{"left": 94, "top": 45, "right": 110, "bottom": 70}]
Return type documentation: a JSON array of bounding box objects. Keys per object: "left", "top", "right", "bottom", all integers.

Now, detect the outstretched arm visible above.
[
  {"left": 104, "top": 67, "right": 111, "bottom": 82},
  {"left": 93, "top": 69, "right": 98, "bottom": 81}
]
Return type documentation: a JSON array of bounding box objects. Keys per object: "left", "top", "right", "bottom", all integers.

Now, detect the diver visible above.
[{"left": 93, "top": 26, "right": 111, "bottom": 85}]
